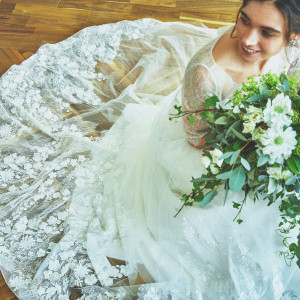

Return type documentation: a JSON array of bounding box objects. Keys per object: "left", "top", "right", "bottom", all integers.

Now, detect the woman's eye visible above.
[{"left": 262, "top": 30, "right": 273, "bottom": 38}]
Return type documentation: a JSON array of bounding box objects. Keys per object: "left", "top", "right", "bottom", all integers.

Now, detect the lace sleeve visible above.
[
  {"left": 182, "top": 63, "right": 216, "bottom": 147},
  {"left": 287, "top": 46, "right": 300, "bottom": 78}
]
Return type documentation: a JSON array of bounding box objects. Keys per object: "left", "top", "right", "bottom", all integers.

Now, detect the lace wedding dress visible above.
[{"left": 0, "top": 19, "right": 299, "bottom": 300}]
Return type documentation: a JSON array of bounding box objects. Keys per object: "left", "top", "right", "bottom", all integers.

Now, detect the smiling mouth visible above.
[{"left": 242, "top": 45, "right": 259, "bottom": 54}]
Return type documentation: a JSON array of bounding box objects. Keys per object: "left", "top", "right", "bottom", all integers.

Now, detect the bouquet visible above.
[{"left": 171, "top": 72, "right": 300, "bottom": 267}]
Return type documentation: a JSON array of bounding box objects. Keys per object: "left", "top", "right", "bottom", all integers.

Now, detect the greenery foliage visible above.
[{"left": 171, "top": 72, "right": 300, "bottom": 268}]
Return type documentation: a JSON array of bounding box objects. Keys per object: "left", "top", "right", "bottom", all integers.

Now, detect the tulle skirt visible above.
[{"left": 0, "top": 18, "right": 299, "bottom": 299}]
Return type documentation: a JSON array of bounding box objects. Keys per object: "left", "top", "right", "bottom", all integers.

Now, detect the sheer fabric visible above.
[{"left": 0, "top": 19, "right": 299, "bottom": 299}]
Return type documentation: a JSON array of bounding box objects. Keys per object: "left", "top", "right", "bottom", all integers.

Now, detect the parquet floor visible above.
[{"left": 0, "top": 0, "right": 241, "bottom": 298}]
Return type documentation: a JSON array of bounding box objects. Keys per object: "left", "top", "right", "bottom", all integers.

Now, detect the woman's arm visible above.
[{"left": 182, "top": 63, "right": 217, "bottom": 148}]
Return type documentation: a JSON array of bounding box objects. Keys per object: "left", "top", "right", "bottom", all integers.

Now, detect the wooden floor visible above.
[{"left": 0, "top": 0, "right": 241, "bottom": 298}]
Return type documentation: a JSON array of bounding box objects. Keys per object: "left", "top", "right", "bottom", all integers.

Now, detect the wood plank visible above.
[
  {"left": 130, "top": 0, "right": 176, "bottom": 8},
  {"left": 20, "top": 51, "right": 34, "bottom": 59},
  {"left": 3, "top": 0, "right": 59, "bottom": 7},
  {"left": 12, "top": 3, "right": 90, "bottom": 20},
  {"left": 88, "top": 2, "right": 133, "bottom": 13},
  {"left": 0, "top": 272, "right": 18, "bottom": 300},
  {"left": 0, "top": 15, "right": 29, "bottom": 27},
  {"left": 3, "top": 49, "right": 25, "bottom": 64},
  {"left": 0, "top": 2, "right": 16, "bottom": 14},
  {"left": 130, "top": 4, "right": 179, "bottom": 19},
  {"left": 58, "top": 0, "right": 97, "bottom": 10},
  {"left": 0, "top": 49, "right": 14, "bottom": 75}
]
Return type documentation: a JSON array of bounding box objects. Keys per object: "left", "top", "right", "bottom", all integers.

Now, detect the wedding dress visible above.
[{"left": 0, "top": 18, "right": 299, "bottom": 300}]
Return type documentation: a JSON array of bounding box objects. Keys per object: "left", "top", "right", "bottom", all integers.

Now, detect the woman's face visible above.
[{"left": 235, "top": 0, "right": 289, "bottom": 64}]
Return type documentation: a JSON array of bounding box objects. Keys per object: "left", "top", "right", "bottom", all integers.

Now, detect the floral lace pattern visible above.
[
  {"left": 1, "top": 17, "right": 299, "bottom": 300},
  {"left": 0, "top": 19, "right": 161, "bottom": 299}
]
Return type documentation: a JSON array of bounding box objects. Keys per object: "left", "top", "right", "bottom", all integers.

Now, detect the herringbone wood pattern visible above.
[{"left": 0, "top": 0, "right": 241, "bottom": 298}]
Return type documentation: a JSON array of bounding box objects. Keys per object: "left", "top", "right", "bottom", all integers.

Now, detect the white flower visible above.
[
  {"left": 210, "top": 164, "right": 220, "bottom": 175},
  {"left": 37, "top": 249, "right": 46, "bottom": 257},
  {"left": 243, "top": 121, "right": 256, "bottom": 134},
  {"left": 267, "top": 166, "right": 283, "bottom": 180},
  {"left": 282, "top": 170, "right": 293, "bottom": 181},
  {"left": 242, "top": 106, "right": 264, "bottom": 134},
  {"left": 233, "top": 105, "right": 241, "bottom": 114},
  {"left": 216, "top": 98, "right": 233, "bottom": 110},
  {"left": 15, "top": 216, "right": 28, "bottom": 232},
  {"left": 244, "top": 105, "right": 264, "bottom": 123},
  {"left": 74, "top": 264, "right": 90, "bottom": 278},
  {"left": 200, "top": 156, "right": 211, "bottom": 169},
  {"left": 210, "top": 149, "right": 224, "bottom": 167},
  {"left": 252, "top": 127, "right": 266, "bottom": 142},
  {"left": 48, "top": 259, "right": 60, "bottom": 272},
  {"left": 85, "top": 274, "right": 98, "bottom": 285},
  {"left": 263, "top": 93, "right": 293, "bottom": 126},
  {"left": 261, "top": 125, "right": 297, "bottom": 164}
]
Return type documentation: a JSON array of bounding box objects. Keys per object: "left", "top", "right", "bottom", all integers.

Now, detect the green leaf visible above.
[
  {"left": 216, "top": 170, "right": 233, "bottom": 180},
  {"left": 257, "top": 154, "right": 269, "bottom": 167},
  {"left": 241, "top": 157, "right": 251, "bottom": 171},
  {"left": 287, "top": 157, "right": 299, "bottom": 174},
  {"left": 230, "top": 127, "right": 248, "bottom": 141},
  {"left": 230, "top": 150, "right": 240, "bottom": 166},
  {"left": 237, "top": 219, "right": 243, "bottom": 224},
  {"left": 215, "top": 116, "right": 229, "bottom": 125},
  {"left": 233, "top": 201, "right": 241, "bottom": 209},
  {"left": 247, "top": 94, "right": 264, "bottom": 102},
  {"left": 192, "top": 177, "right": 215, "bottom": 183},
  {"left": 226, "top": 120, "right": 241, "bottom": 137},
  {"left": 229, "top": 166, "right": 246, "bottom": 192},
  {"left": 187, "top": 115, "right": 196, "bottom": 123},
  {"left": 285, "top": 175, "right": 297, "bottom": 186},
  {"left": 293, "top": 155, "right": 300, "bottom": 173},
  {"left": 174, "top": 104, "right": 182, "bottom": 115},
  {"left": 201, "top": 111, "right": 215, "bottom": 123},
  {"left": 200, "top": 190, "right": 218, "bottom": 208},
  {"left": 247, "top": 168, "right": 255, "bottom": 180},
  {"left": 219, "top": 151, "right": 235, "bottom": 160},
  {"left": 205, "top": 95, "right": 220, "bottom": 107}
]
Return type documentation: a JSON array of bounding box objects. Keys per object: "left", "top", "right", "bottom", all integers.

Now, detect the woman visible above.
[{"left": 0, "top": 0, "right": 299, "bottom": 299}]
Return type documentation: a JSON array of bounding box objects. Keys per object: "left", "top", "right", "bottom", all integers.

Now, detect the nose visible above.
[{"left": 243, "top": 29, "right": 259, "bottom": 46}]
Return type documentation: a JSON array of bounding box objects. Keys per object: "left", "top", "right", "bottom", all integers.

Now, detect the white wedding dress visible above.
[{"left": 0, "top": 19, "right": 299, "bottom": 300}]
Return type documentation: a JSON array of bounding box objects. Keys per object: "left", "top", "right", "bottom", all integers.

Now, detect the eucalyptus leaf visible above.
[
  {"left": 230, "top": 150, "right": 240, "bottom": 166},
  {"left": 247, "top": 94, "right": 264, "bottom": 102},
  {"left": 200, "top": 190, "right": 218, "bottom": 208},
  {"left": 248, "top": 168, "right": 255, "bottom": 180},
  {"left": 257, "top": 154, "right": 269, "bottom": 167},
  {"left": 192, "top": 177, "right": 217, "bottom": 183},
  {"left": 241, "top": 157, "right": 251, "bottom": 171},
  {"left": 230, "top": 127, "right": 248, "bottom": 141},
  {"left": 229, "top": 166, "right": 246, "bottom": 192},
  {"left": 216, "top": 170, "right": 233, "bottom": 180},
  {"left": 258, "top": 175, "right": 268, "bottom": 181},
  {"left": 285, "top": 175, "right": 297, "bottom": 186},
  {"left": 219, "top": 151, "right": 234, "bottom": 160}
]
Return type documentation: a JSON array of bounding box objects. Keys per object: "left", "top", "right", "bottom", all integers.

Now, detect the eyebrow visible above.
[{"left": 240, "top": 11, "right": 281, "bottom": 34}]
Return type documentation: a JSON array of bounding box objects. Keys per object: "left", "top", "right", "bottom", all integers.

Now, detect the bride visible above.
[{"left": 0, "top": 0, "right": 299, "bottom": 299}]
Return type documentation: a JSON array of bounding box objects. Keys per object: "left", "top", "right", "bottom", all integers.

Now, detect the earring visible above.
[{"left": 290, "top": 39, "right": 297, "bottom": 46}]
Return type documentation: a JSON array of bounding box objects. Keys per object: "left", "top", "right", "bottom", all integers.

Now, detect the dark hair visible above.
[{"left": 233, "top": 0, "right": 300, "bottom": 41}]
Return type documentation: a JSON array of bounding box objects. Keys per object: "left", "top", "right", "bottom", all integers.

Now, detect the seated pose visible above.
[{"left": 0, "top": 0, "right": 299, "bottom": 299}]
